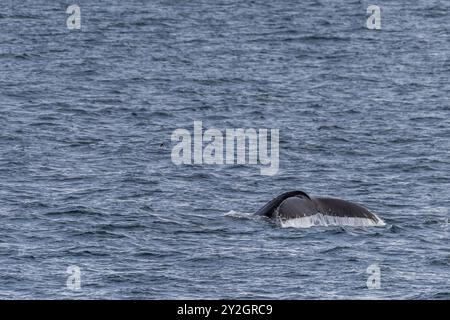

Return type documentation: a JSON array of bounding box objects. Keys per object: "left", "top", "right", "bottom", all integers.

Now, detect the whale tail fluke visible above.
[
  {"left": 312, "top": 197, "right": 382, "bottom": 223},
  {"left": 255, "top": 191, "right": 311, "bottom": 217},
  {"left": 255, "top": 191, "right": 385, "bottom": 228}
]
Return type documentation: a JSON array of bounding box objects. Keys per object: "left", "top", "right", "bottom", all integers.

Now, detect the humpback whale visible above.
[{"left": 256, "top": 191, "right": 385, "bottom": 227}]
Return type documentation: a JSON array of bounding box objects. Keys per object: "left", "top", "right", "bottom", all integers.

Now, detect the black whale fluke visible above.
[{"left": 256, "top": 190, "right": 383, "bottom": 224}]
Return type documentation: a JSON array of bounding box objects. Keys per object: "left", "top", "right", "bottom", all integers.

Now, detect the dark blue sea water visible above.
[{"left": 0, "top": 0, "right": 449, "bottom": 299}]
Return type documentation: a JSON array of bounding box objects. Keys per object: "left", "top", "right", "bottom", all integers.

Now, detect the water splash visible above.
[
  {"left": 224, "top": 210, "right": 254, "bottom": 219},
  {"left": 278, "top": 213, "right": 386, "bottom": 229}
]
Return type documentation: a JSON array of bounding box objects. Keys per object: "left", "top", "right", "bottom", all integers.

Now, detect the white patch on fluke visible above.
[{"left": 279, "top": 213, "right": 385, "bottom": 229}]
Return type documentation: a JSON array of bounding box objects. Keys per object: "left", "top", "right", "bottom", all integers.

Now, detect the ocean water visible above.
[{"left": 0, "top": 0, "right": 449, "bottom": 299}]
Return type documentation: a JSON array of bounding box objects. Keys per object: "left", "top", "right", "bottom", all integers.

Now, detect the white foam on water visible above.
[
  {"left": 279, "top": 212, "right": 386, "bottom": 229},
  {"left": 224, "top": 210, "right": 253, "bottom": 218}
]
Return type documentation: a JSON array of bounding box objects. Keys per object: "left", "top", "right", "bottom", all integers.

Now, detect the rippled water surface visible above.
[{"left": 0, "top": 0, "right": 449, "bottom": 299}]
